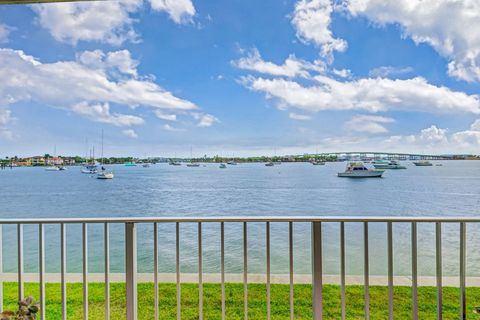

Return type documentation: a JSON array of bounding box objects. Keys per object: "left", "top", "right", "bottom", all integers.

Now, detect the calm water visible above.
[{"left": 0, "top": 161, "right": 479, "bottom": 277}]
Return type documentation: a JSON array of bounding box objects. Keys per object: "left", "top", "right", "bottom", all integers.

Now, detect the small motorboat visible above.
[
  {"left": 187, "top": 162, "right": 200, "bottom": 167},
  {"left": 373, "top": 160, "right": 406, "bottom": 169},
  {"left": 338, "top": 162, "right": 384, "bottom": 178},
  {"left": 265, "top": 162, "right": 274, "bottom": 167},
  {"left": 219, "top": 163, "right": 227, "bottom": 169},
  {"left": 142, "top": 163, "right": 151, "bottom": 168},
  {"left": 413, "top": 161, "right": 433, "bottom": 166},
  {"left": 311, "top": 160, "right": 325, "bottom": 165},
  {"left": 45, "top": 166, "right": 60, "bottom": 171},
  {"left": 227, "top": 161, "right": 237, "bottom": 165}
]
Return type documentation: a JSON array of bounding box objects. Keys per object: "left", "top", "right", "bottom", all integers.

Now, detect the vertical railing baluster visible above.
[
  {"left": 243, "top": 222, "right": 248, "bottom": 320},
  {"left": 340, "top": 222, "right": 346, "bottom": 320},
  {"left": 104, "top": 223, "right": 110, "bottom": 320},
  {"left": 221, "top": 222, "right": 225, "bottom": 320},
  {"left": 39, "top": 224, "right": 45, "bottom": 320},
  {"left": 83, "top": 223, "right": 88, "bottom": 320},
  {"left": 61, "top": 223, "right": 67, "bottom": 320},
  {"left": 312, "top": 222, "right": 322, "bottom": 320},
  {"left": 17, "top": 224, "right": 24, "bottom": 301},
  {"left": 411, "top": 222, "right": 418, "bottom": 320},
  {"left": 266, "top": 222, "right": 271, "bottom": 320},
  {"left": 364, "top": 222, "right": 369, "bottom": 320},
  {"left": 198, "top": 222, "right": 203, "bottom": 320},
  {"left": 387, "top": 222, "right": 393, "bottom": 320},
  {"left": 460, "top": 222, "right": 466, "bottom": 319},
  {"left": 176, "top": 222, "right": 181, "bottom": 320},
  {"left": 289, "top": 221, "right": 294, "bottom": 320},
  {"left": 436, "top": 222, "right": 442, "bottom": 320},
  {"left": 154, "top": 223, "right": 158, "bottom": 320},
  {"left": 125, "top": 222, "right": 137, "bottom": 320}
]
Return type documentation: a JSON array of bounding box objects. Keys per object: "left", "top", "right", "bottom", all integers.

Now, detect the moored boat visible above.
[
  {"left": 413, "top": 161, "right": 433, "bottom": 166},
  {"left": 219, "top": 163, "right": 227, "bottom": 168},
  {"left": 338, "top": 162, "right": 384, "bottom": 178},
  {"left": 373, "top": 160, "right": 406, "bottom": 169},
  {"left": 265, "top": 162, "right": 274, "bottom": 167}
]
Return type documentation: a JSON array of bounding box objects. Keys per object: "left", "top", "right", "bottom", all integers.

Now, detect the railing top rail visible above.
[{"left": 0, "top": 216, "right": 478, "bottom": 224}]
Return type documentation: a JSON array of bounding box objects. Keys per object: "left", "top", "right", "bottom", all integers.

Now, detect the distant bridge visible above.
[{"left": 311, "top": 152, "right": 455, "bottom": 161}]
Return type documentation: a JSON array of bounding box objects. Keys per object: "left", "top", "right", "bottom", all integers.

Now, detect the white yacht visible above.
[
  {"left": 227, "top": 160, "right": 237, "bottom": 165},
  {"left": 373, "top": 160, "right": 406, "bottom": 169},
  {"left": 45, "top": 166, "right": 60, "bottom": 171},
  {"left": 97, "top": 170, "right": 114, "bottom": 179},
  {"left": 338, "top": 162, "right": 384, "bottom": 178},
  {"left": 187, "top": 162, "right": 200, "bottom": 167},
  {"left": 81, "top": 165, "right": 97, "bottom": 174},
  {"left": 413, "top": 161, "right": 433, "bottom": 166}
]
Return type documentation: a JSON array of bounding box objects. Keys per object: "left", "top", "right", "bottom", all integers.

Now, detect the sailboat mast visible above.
[{"left": 101, "top": 129, "right": 104, "bottom": 165}]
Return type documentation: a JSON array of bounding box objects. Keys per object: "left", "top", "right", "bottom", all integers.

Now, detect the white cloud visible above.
[
  {"left": 149, "top": 0, "right": 196, "bottom": 24},
  {"left": 292, "top": 0, "right": 347, "bottom": 61},
  {"left": 154, "top": 111, "right": 177, "bottom": 121},
  {"left": 233, "top": 48, "right": 325, "bottom": 78},
  {"left": 242, "top": 75, "right": 480, "bottom": 114},
  {"left": 32, "top": 0, "right": 195, "bottom": 45},
  {"left": 32, "top": 0, "right": 142, "bottom": 45},
  {"left": 345, "top": 115, "right": 394, "bottom": 134},
  {"left": 71, "top": 102, "right": 144, "bottom": 126},
  {"left": 344, "top": 0, "right": 480, "bottom": 82},
  {"left": 0, "top": 23, "right": 12, "bottom": 43},
  {"left": 332, "top": 68, "right": 351, "bottom": 78},
  {"left": 192, "top": 112, "right": 219, "bottom": 127},
  {"left": 471, "top": 119, "right": 480, "bottom": 131},
  {"left": 369, "top": 66, "right": 413, "bottom": 78},
  {"left": 0, "top": 48, "right": 198, "bottom": 127},
  {"left": 0, "top": 108, "right": 14, "bottom": 140},
  {"left": 419, "top": 125, "right": 448, "bottom": 143},
  {"left": 122, "top": 129, "right": 138, "bottom": 138},
  {"left": 289, "top": 113, "right": 311, "bottom": 120},
  {"left": 381, "top": 122, "right": 480, "bottom": 153},
  {"left": 161, "top": 123, "right": 184, "bottom": 131}
]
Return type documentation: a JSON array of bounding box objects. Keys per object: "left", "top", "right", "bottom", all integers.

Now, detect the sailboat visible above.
[
  {"left": 82, "top": 145, "right": 98, "bottom": 174},
  {"left": 186, "top": 147, "right": 200, "bottom": 167},
  {"left": 46, "top": 145, "right": 61, "bottom": 171},
  {"left": 97, "top": 130, "right": 114, "bottom": 179}
]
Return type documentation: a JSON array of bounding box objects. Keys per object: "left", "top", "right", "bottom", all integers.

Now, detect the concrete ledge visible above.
[{"left": 2, "top": 273, "right": 478, "bottom": 287}]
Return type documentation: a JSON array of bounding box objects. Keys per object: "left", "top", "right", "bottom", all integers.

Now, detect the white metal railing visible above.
[{"left": 0, "top": 216, "right": 477, "bottom": 319}]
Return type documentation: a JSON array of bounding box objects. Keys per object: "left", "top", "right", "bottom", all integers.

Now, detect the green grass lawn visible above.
[{"left": 5, "top": 282, "right": 480, "bottom": 319}]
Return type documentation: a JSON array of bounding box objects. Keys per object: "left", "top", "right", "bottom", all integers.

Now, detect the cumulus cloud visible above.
[
  {"left": 71, "top": 102, "right": 144, "bottom": 126},
  {"left": 192, "top": 112, "right": 219, "bottom": 127},
  {"left": 0, "top": 48, "right": 198, "bottom": 128},
  {"left": 149, "top": 0, "right": 196, "bottom": 24},
  {"left": 345, "top": 115, "right": 394, "bottom": 133},
  {"left": 0, "top": 23, "right": 13, "bottom": 43},
  {"left": 369, "top": 66, "right": 413, "bottom": 78},
  {"left": 382, "top": 122, "right": 480, "bottom": 153},
  {"left": 154, "top": 110, "right": 177, "bottom": 121},
  {"left": 289, "top": 113, "right": 312, "bottom": 120},
  {"left": 344, "top": 0, "right": 480, "bottom": 82},
  {"left": 32, "top": 0, "right": 142, "bottom": 45},
  {"left": 0, "top": 108, "right": 14, "bottom": 140},
  {"left": 292, "top": 0, "right": 347, "bottom": 61},
  {"left": 161, "top": 123, "right": 184, "bottom": 131},
  {"left": 122, "top": 129, "right": 138, "bottom": 138},
  {"left": 233, "top": 48, "right": 325, "bottom": 78},
  {"left": 241, "top": 75, "right": 480, "bottom": 114},
  {"left": 32, "top": 0, "right": 195, "bottom": 45}
]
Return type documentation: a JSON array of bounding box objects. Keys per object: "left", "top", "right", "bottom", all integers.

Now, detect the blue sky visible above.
[{"left": 0, "top": 0, "right": 479, "bottom": 157}]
